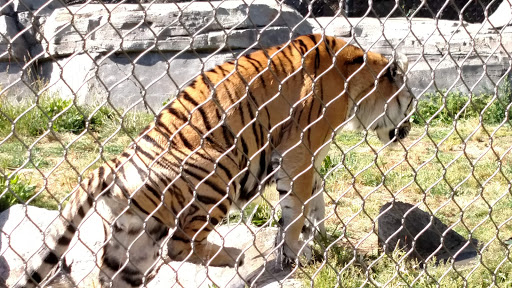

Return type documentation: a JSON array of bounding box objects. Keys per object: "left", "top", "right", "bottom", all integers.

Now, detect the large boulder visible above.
[
  {"left": 15, "top": 11, "right": 48, "bottom": 56},
  {"left": 11, "top": 0, "right": 64, "bottom": 13},
  {"left": 32, "top": 0, "right": 314, "bottom": 109},
  {"left": 0, "top": 0, "right": 14, "bottom": 16},
  {"left": 40, "top": 50, "right": 242, "bottom": 109},
  {"left": 1, "top": 0, "right": 512, "bottom": 108},
  {"left": 0, "top": 204, "right": 301, "bottom": 287},
  {"left": 0, "top": 204, "right": 105, "bottom": 287}
]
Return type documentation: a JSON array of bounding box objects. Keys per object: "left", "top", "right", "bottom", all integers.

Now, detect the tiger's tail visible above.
[{"left": 17, "top": 164, "right": 113, "bottom": 288}]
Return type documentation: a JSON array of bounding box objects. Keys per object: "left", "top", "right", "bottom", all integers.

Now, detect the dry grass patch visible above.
[
  {"left": 1, "top": 94, "right": 512, "bottom": 287},
  {"left": 301, "top": 120, "right": 512, "bottom": 287}
]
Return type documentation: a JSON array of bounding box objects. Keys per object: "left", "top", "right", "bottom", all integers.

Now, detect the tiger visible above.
[{"left": 16, "top": 33, "right": 414, "bottom": 287}]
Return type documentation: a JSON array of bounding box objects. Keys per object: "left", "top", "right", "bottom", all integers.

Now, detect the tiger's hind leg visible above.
[
  {"left": 99, "top": 207, "right": 168, "bottom": 287},
  {"left": 167, "top": 201, "right": 243, "bottom": 267}
]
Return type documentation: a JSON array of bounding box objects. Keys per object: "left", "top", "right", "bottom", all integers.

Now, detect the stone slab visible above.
[
  {"left": 2, "top": 5, "right": 512, "bottom": 107},
  {"left": 308, "top": 16, "right": 353, "bottom": 37},
  {"left": 406, "top": 54, "right": 511, "bottom": 97}
]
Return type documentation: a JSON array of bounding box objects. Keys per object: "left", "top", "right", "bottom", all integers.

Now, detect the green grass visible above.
[
  {"left": 301, "top": 241, "right": 512, "bottom": 288},
  {"left": 0, "top": 95, "right": 154, "bottom": 139},
  {"left": 412, "top": 89, "right": 511, "bottom": 125},
  {"left": 0, "top": 173, "right": 36, "bottom": 211},
  {"left": 1, "top": 89, "right": 512, "bottom": 287},
  {"left": 0, "top": 95, "right": 153, "bottom": 210},
  {"left": 0, "top": 96, "right": 114, "bottom": 137},
  {"left": 300, "top": 89, "right": 512, "bottom": 287}
]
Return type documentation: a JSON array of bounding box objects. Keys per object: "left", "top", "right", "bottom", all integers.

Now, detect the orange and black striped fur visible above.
[{"left": 18, "top": 34, "right": 413, "bottom": 287}]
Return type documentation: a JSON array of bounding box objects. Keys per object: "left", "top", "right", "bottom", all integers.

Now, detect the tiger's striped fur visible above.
[{"left": 18, "top": 34, "right": 413, "bottom": 287}]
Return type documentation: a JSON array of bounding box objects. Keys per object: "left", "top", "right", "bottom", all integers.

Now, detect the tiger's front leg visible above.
[{"left": 272, "top": 149, "right": 316, "bottom": 266}]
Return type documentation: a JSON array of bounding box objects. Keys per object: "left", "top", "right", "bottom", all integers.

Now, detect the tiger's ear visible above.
[{"left": 390, "top": 53, "right": 408, "bottom": 77}]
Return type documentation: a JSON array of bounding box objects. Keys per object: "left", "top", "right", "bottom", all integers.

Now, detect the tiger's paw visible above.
[{"left": 276, "top": 240, "right": 313, "bottom": 269}]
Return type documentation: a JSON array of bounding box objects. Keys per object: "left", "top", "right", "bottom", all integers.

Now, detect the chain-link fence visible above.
[{"left": 0, "top": 0, "right": 511, "bottom": 287}]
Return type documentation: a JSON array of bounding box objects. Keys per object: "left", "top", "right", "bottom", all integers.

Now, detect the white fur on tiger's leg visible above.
[
  {"left": 272, "top": 152, "right": 316, "bottom": 266},
  {"left": 275, "top": 193, "right": 314, "bottom": 267},
  {"left": 300, "top": 175, "right": 327, "bottom": 244}
]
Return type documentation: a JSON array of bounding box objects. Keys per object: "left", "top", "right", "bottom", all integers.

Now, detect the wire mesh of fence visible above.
[{"left": 0, "top": 0, "right": 511, "bottom": 287}]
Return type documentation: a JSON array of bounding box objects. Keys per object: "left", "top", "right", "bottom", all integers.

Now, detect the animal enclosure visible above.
[{"left": 0, "top": 0, "right": 511, "bottom": 287}]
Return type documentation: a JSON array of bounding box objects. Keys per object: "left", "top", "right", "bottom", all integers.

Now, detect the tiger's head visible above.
[{"left": 345, "top": 52, "right": 414, "bottom": 144}]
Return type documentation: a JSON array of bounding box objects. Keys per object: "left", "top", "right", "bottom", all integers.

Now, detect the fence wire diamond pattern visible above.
[{"left": 0, "top": 0, "right": 511, "bottom": 287}]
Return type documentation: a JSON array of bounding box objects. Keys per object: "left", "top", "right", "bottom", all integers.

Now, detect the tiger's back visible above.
[{"left": 18, "top": 34, "right": 413, "bottom": 287}]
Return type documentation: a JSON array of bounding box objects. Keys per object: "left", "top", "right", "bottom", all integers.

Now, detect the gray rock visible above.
[
  {"left": 148, "top": 225, "right": 299, "bottom": 288},
  {"left": 0, "top": 205, "right": 58, "bottom": 287},
  {"left": 1, "top": 2, "right": 512, "bottom": 108},
  {"left": 378, "top": 201, "right": 479, "bottom": 264},
  {"left": 0, "top": 205, "right": 301, "bottom": 287},
  {"left": 0, "top": 61, "right": 34, "bottom": 102},
  {"left": 42, "top": 1, "right": 312, "bottom": 57},
  {"left": 15, "top": 12, "right": 48, "bottom": 56},
  {"left": 0, "top": 15, "right": 29, "bottom": 61}
]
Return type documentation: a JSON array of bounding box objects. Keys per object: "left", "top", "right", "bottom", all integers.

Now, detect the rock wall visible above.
[{"left": 0, "top": 0, "right": 511, "bottom": 110}]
